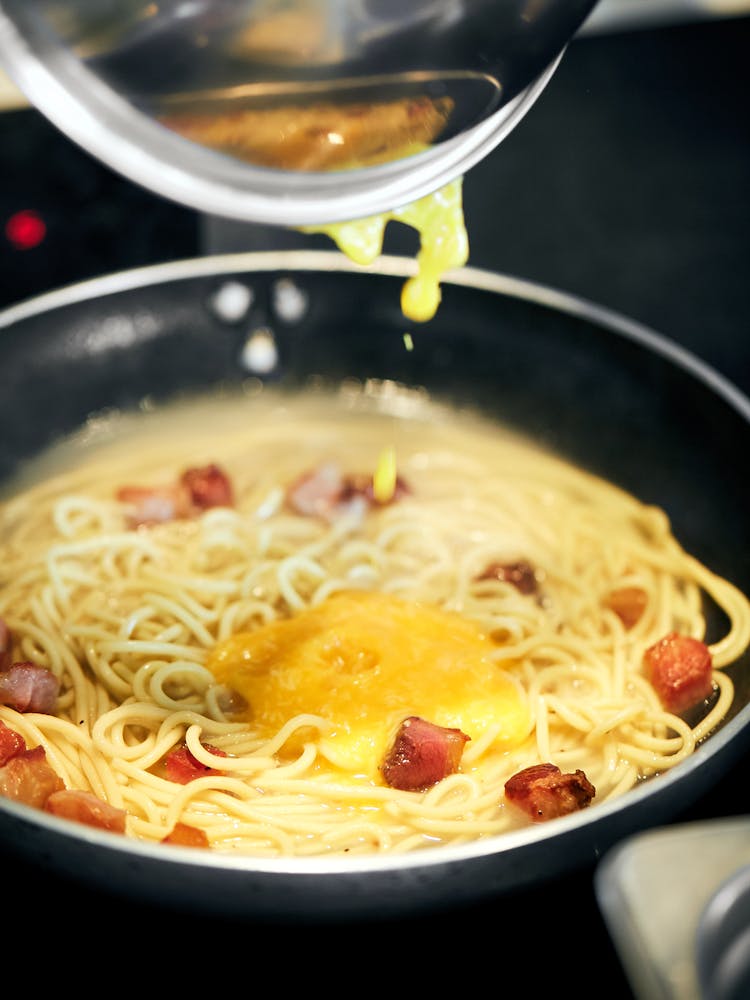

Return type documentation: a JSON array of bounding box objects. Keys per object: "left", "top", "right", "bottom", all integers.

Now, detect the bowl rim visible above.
[{"left": 0, "top": 3, "right": 563, "bottom": 226}]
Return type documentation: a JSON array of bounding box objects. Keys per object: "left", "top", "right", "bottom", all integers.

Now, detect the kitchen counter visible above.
[{"left": 1, "top": 12, "right": 749, "bottom": 999}]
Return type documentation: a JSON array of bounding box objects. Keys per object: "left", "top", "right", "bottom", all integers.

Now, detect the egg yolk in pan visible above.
[{"left": 206, "top": 590, "right": 530, "bottom": 780}]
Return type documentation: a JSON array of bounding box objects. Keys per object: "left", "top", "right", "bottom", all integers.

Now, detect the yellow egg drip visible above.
[
  {"left": 302, "top": 176, "right": 469, "bottom": 323},
  {"left": 206, "top": 590, "right": 530, "bottom": 781},
  {"left": 372, "top": 446, "right": 397, "bottom": 503}
]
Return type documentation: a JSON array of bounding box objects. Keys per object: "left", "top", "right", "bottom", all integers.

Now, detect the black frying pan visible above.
[{"left": 1, "top": 251, "right": 749, "bottom": 926}]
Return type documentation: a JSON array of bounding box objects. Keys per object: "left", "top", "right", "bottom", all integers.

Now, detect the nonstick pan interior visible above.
[{"left": 1, "top": 251, "right": 749, "bottom": 920}]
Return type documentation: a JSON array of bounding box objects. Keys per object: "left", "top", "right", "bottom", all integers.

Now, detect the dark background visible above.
[{"left": 1, "top": 11, "right": 748, "bottom": 997}]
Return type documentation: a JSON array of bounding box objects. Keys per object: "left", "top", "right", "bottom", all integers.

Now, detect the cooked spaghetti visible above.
[{"left": 1, "top": 383, "right": 748, "bottom": 857}]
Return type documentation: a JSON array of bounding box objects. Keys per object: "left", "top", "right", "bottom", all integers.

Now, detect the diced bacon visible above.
[
  {"left": 164, "top": 743, "right": 228, "bottom": 784},
  {"left": 116, "top": 484, "right": 191, "bottom": 527},
  {"left": 644, "top": 632, "right": 714, "bottom": 714},
  {"left": 287, "top": 462, "right": 346, "bottom": 518},
  {"left": 0, "top": 618, "right": 11, "bottom": 671},
  {"left": 0, "top": 661, "right": 59, "bottom": 714},
  {"left": 476, "top": 559, "right": 538, "bottom": 595},
  {"left": 117, "top": 462, "right": 234, "bottom": 528},
  {"left": 0, "top": 745, "right": 64, "bottom": 807},
  {"left": 181, "top": 463, "right": 234, "bottom": 510},
  {"left": 341, "top": 473, "right": 411, "bottom": 508},
  {"left": 162, "top": 822, "right": 210, "bottom": 848},
  {"left": 504, "top": 762, "right": 595, "bottom": 822},
  {"left": 0, "top": 720, "right": 26, "bottom": 765},
  {"left": 45, "top": 789, "right": 127, "bottom": 833},
  {"left": 605, "top": 586, "right": 648, "bottom": 629},
  {"left": 381, "top": 715, "right": 470, "bottom": 792},
  {"left": 287, "top": 462, "right": 411, "bottom": 520}
]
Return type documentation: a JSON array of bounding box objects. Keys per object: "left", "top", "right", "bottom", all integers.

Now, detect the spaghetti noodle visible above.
[{"left": 1, "top": 383, "right": 748, "bottom": 856}]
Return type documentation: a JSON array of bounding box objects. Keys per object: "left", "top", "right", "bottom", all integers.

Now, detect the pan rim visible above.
[
  {"left": 1, "top": 248, "right": 749, "bottom": 885},
  {"left": 1, "top": 248, "right": 747, "bottom": 428}
]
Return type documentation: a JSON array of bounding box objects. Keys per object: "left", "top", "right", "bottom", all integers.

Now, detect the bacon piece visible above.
[
  {"left": 0, "top": 745, "right": 64, "bottom": 807},
  {"left": 286, "top": 462, "right": 346, "bottom": 518},
  {"left": 0, "top": 618, "right": 11, "bottom": 671},
  {"left": 605, "top": 586, "right": 648, "bottom": 629},
  {"left": 504, "top": 762, "right": 595, "bottom": 822},
  {"left": 341, "top": 472, "right": 411, "bottom": 508},
  {"left": 0, "top": 720, "right": 26, "bottom": 766},
  {"left": 381, "top": 716, "right": 470, "bottom": 792},
  {"left": 287, "top": 462, "right": 411, "bottom": 520},
  {"left": 164, "top": 743, "right": 228, "bottom": 784},
  {"left": 181, "top": 463, "right": 234, "bottom": 510},
  {"left": 45, "top": 789, "right": 127, "bottom": 833},
  {"left": 162, "top": 822, "right": 210, "bottom": 848},
  {"left": 116, "top": 484, "right": 191, "bottom": 527},
  {"left": 0, "top": 661, "right": 59, "bottom": 714},
  {"left": 644, "top": 632, "right": 714, "bottom": 714},
  {"left": 475, "top": 559, "right": 538, "bottom": 595}
]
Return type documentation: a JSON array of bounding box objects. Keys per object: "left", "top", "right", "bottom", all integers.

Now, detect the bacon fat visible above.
[
  {"left": 0, "top": 745, "right": 65, "bottom": 807},
  {"left": 162, "top": 822, "right": 210, "bottom": 848},
  {"left": 0, "top": 661, "right": 59, "bottom": 714},
  {"left": 45, "top": 789, "right": 127, "bottom": 833}
]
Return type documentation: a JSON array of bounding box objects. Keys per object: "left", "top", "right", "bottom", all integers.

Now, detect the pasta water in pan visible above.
[{"left": 1, "top": 383, "right": 749, "bottom": 857}]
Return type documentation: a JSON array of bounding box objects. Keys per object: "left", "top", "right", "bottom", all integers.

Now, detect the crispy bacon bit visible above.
[
  {"left": 45, "top": 789, "right": 127, "bottom": 833},
  {"left": 162, "top": 822, "right": 210, "bottom": 848},
  {"left": 644, "top": 632, "right": 714, "bottom": 714},
  {"left": 381, "top": 715, "right": 470, "bottom": 792},
  {"left": 118, "top": 463, "right": 234, "bottom": 527},
  {"left": 0, "top": 661, "right": 59, "bottom": 714},
  {"left": 164, "top": 743, "right": 228, "bottom": 784},
  {"left": 0, "top": 745, "right": 64, "bottom": 807},
  {"left": 476, "top": 559, "right": 538, "bottom": 595},
  {"left": 287, "top": 462, "right": 344, "bottom": 518},
  {"left": 116, "top": 484, "right": 190, "bottom": 527},
  {"left": 341, "top": 472, "right": 411, "bottom": 508},
  {"left": 287, "top": 462, "right": 411, "bottom": 520},
  {"left": 504, "top": 762, "right": 595, "bottom": 822},
  {"left": 180, "top": 463, "right": 234, "bottom": 510},
  {"left": 0, "top": 720, "right": 26, "bottom": 766},
  {"left": 605, "top": 586, "right": 648, "bottom": 629},
  {"left": 0, "top": 618, "right": 11, "bottom": 671}
]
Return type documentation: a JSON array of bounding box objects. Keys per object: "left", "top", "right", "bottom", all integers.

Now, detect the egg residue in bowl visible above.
[{"left": 206, "top": 589, "right": 531, "bottom": 780}]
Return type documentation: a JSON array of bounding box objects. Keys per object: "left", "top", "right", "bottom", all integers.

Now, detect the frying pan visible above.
[{"left": 1, "top": 250, "right": 749, "bottom": 923}]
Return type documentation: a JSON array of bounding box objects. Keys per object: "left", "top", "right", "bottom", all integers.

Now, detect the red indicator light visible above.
[{"left": 5, "top": 209, "right": 47, "bottom": 250}]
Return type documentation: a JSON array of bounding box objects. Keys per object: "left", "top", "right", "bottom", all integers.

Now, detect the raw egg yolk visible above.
[
  {"left": 206, "top": 590, "right": 530, "bottom": 780},
  {"left": 302, "top": 176, "right": 469, "bottom": 324}
]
